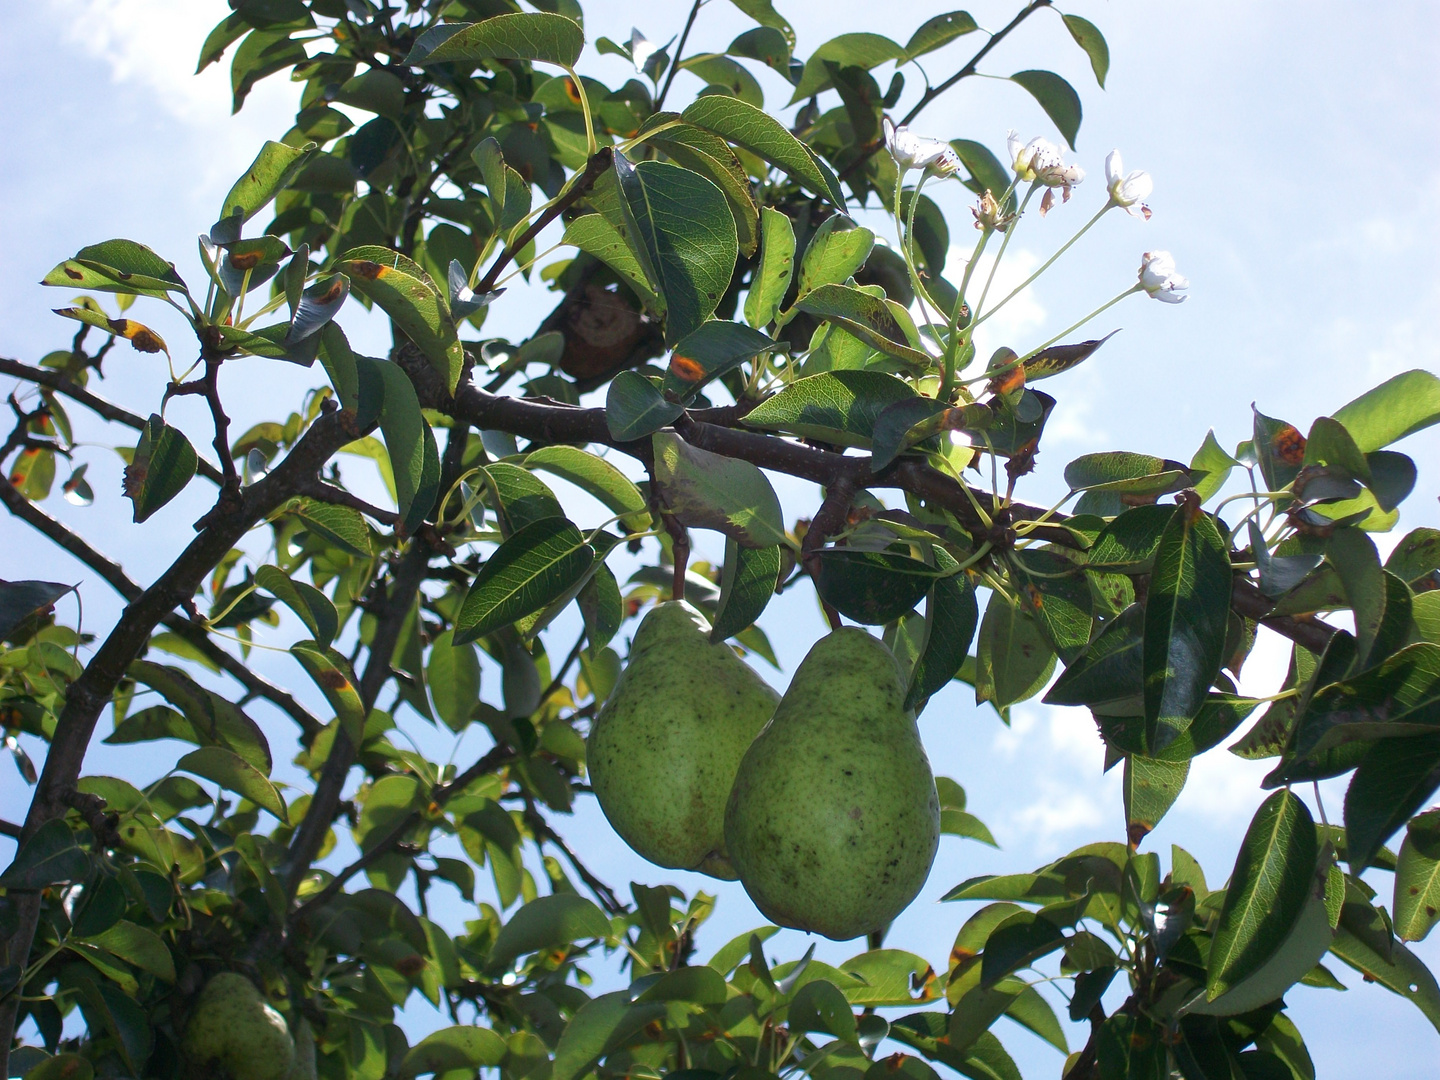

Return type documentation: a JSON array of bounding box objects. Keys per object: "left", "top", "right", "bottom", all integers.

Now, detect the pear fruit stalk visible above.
[
  {"left": 182, "top": 972, "right": 296, "bottom": 1080},
  {"left": 725, "top": 627, "right": 940, "bottom": 940},
  {"left": 587, "top": 600, "right": 781, "bottom": 878}
]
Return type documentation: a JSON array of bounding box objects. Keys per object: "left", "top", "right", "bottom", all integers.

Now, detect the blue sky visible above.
[{"left": 3, "top": 0, "right": 1440, "bottom": 1074}]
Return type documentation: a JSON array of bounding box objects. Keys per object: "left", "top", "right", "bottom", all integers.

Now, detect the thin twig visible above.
[{"left": 654, "top": 0, "right": 704, "bottom": 113}]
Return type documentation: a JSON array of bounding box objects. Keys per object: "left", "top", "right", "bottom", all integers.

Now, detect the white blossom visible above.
[
  {"left": 1138, "top": 250, "right": 1188, "bottom": 303},
  {"left": 884, "top": 116, "right": 960, "bottom": 177},
  {"left": 1008, "top": 130, "right": 1082, "bottom": 214},
  {"left": 1105, "top": 150, "right": 1153, "bottom": 219}
]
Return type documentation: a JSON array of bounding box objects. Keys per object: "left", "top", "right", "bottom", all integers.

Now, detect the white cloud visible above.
[{"left": 46, "top": 0, "right": 296, "bottom": 133}]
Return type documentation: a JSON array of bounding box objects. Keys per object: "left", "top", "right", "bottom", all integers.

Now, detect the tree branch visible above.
[
  {"left": 654, "top": 0, "right": 704, "bottom": 113},
  {"left": 0, "top": 474, "right": 323, "bottom": 739},
  {"left": 0, "top": 357, "right": 224, "bottom": 484},
  {"left": 474, "top": 147, "right": 614, "bottom": 296},
  {"left": 0, "top": 405, "right": 360, "bottom": 1056}
]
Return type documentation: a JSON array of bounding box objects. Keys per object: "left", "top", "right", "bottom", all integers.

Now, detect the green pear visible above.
[
  {"left": 182, "top": 972, "right": 296, "bottom": 1080},
  {"left": 587, "top": 600, "right": 781, "bottom": 877},
  {"left": 725, "top": 627, "right": 940, "bottom": 940}
]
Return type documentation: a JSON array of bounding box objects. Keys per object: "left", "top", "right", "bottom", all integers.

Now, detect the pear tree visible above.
[{"left": 3, "top": 2, "right": 1440, "bottom": 1079}]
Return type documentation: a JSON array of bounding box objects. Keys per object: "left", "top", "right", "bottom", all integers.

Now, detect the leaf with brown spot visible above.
[{"left": 54, "top": 306, "right": 168, "bottom": 355}]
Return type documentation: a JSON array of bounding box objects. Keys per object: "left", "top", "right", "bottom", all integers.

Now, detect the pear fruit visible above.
[
  {"left": 182, "top": 972, "right": 295, "bottom": 1080},
  {"left": 587, "top": 600, "right": 781, "bottom": 877},
  {"left": 725, "top": 627, "right": 940, "bottom": 940}
]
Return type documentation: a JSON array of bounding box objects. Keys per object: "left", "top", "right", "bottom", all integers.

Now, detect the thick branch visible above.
[{"left": 1230, "top": 577, "right": 1337, "bottom": 653}]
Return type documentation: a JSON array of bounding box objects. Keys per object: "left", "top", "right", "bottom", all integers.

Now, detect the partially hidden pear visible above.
[
  {"left": 182, "top": 972, "right": 296, "bottom": 1080},
  {"left": 587, "top": 600, "right": 781, "bottom": 878},
  {"left": 725, "top": 627, "right": 940, "bottom": 940}
]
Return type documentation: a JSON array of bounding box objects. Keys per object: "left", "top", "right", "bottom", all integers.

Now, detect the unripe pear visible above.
[
  {"left": 725, "top": 627, "right": 940, "bottom": 940},
  {"left": 587, "top": 601, "right": 781, "bottom": 877},
  {"left": 182, "top": 972, "right": 296, "bottom": 1080}
]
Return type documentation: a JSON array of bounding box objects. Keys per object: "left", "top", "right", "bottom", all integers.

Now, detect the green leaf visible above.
[
  {"left": 290, "top": 641, "right": 365, "bottom": 746},
  {"left": 551, "top": 991, "right": 668, "bottom": 1080},
  {"left": 255, "top": 565, "right": 337, "bottom": 648},
  {"left": 0, "top": 579, "right": 74, "bottom": 639},
  {"left": 907, "top": 553, "right": 978, "bottom": 710},
  {"left": 814, "top": 549, "right": 937, "bottom": 625},
  {"left": 82, "top": 919, "right": 175, "bottom": 982},
  {"left": 662, "top": 320, "right": 777, "bottom": 402},
  {"left": 119, "top": 660, "right": 272, "bottom": 771},
  {"left": 726, "top": 0, "right": 795, "bottom": 47},
  {"left": 941, "top": 810, "right": 997, "bottom": 847},
  {"left": 1344, "top": 733, "right": 1440, "bottom": 873},
  {"left": 744, "top": 206, "right": 796, "bottom": 329},
  {"left": 798, "top": 215, "right": 875, "bottom": 299},
  {"left": 481, "top": 462, "right": 564, "bottom": 535},
  {"left": 711, "top": 537, "right": 781, "bottom": 643},
  {"left": 1064, "top": 451, "right": 1193, "bottom": 502},
  {"left": 1208, "top": 790, "right": 1317, "bottom": 999},
  {"left": 1011, "top": 549, "right": 1093, "bottom": 662},
  {"left": 1143, "top": 504, "right": 1232, "bottom": 753},
  {"left": 338, "top": 249, "right": 464, "bottom": 392},
  {"left": 53, "top": 306, "right": 168, "bottom": 355},
  {"left": 426, "top": 629, "right": 481, "bottom": 733},
  {"left": 561, "top": 214, "right": 659, "bottom": 309},
  {"left": 645, "top": 124, "right": 761, "bottom": 257},
  {"left": 789, "top": 978, "right": 859, "bottom": 1042},
  {"left": 789, "top": 33, "right": 903, "bottom": 103},
  {"left": 950, "top": 139, "right": 1011, "bottom": 201},
  {"left": 979, "top": 911, "right": 1065, "bottom": 989},
  {"left": 1045, "top": 604, "right": 1143, "bottom": 710},
  {"left": 367, "top": 357, "right": 437, "bottom": 532},
  {"left": 1253, "top": 406, "right": 1307, "bottom": 491},
  {"left": 19, "top": 1054, "right": 94, "bottom": 1080},
  {"left": 1123, "top": 755, "right": 1189, "bottom": 846},
  {"left": 976, "top": 594, "right": 1055, "bottom": 711},
  {"left": 290, "top": 495, "right": 373, "bottom": 555},
  {"left": 1329, "top": 527, "right": 1410, "bottom": 670},
  {"left": 634, "top": 965, "right": 729, "bottom": 1005},
  {"left": 399, "top": 1026, "right": 508, "bottom": 1078},
  {"left": 903, "top": 12, "right": 979, "bottom": 60},
  {"left": 1395, "top": 810, "right": 1440, "bottom": 942},
  {"left": 1330, "top": 897, "right": 1440, "bottom": 1034},
  {"left": 1097, "top": 1013, "right": 1166, "bottom": 1080},
  {"left": 1331, "top": 369, "right": 1440, "bottom": 452},
  {"left": 125, "top": 414, "right": 197, "bottom": 523},
  {"left": 682, "top": 95, "right": 845, "bottom": 205},
  {"left": 1009, "top": 70, "right": 1082, "bottom": 150},
  {"left": 1190, "top": 429, "right": 1238, "bottom": 504},
  {"left": 793, "top": 284, "right": 932, "bottom": 373},
  {"left": 407, "top": 12, "right": 585, "bottom": 68},
  {"left": 579, "top": 563, "right": 623, "bottom": 656},
  {"left": 42, "top": 238, "right": 188, "bottom": 299},
  {"left": 743, "top": 370, "right": 919, "bottom": 447},
  {"left": 177, "top": 745, "right": 287, "bottom": 821},
  {"left": 613, "top": 153, "right": 737, "bottom": 346},
  {"left": 652, "top": 431, "right": 787, "bottom": 548},
  {"left": 868, "top": 397, "right": 952, "bottom": 473},
  {"left": 457, "top": 518, "right": 595, "bottom": 644},
  {"left": 525, "top": 445, "right": 650, "bottom": 530},
  {"left": 0, "top": 819, "right": 88, "bottom": 889},
  {"left": 212, "top": 140, "right": 312, "bottom": 240},
  {"left": 1061, "top": 14, "right": 1109, "bottom": 87},
  {"left": 1100, "top": 695, "right": 1259, "bottom": 762},
  {"left": 489, "top": 893, "right": 611, "bottom": 972},
  {"left": 604, "top": 370, "right": 683, "bottom": 442}
]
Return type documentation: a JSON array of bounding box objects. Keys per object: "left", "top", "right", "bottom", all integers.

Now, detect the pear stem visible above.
[
  {"left": 662, "top": 512, "right": 690, "bottom": 603},
  {"left": 802, "top": 477, "right": 857, "bottom": 630}
]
